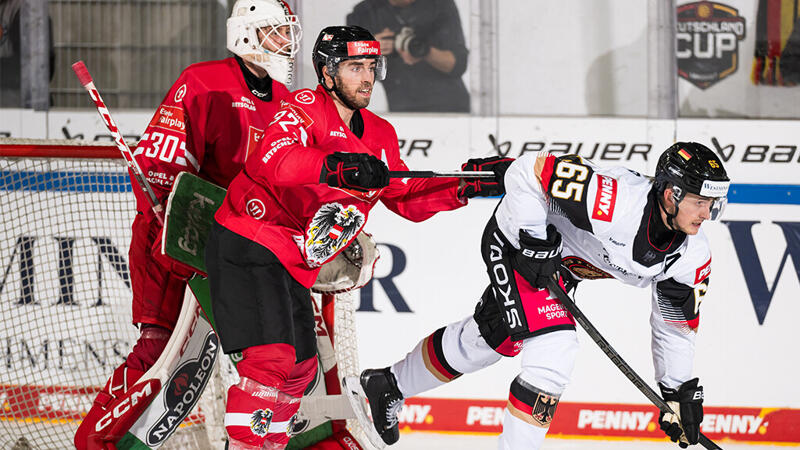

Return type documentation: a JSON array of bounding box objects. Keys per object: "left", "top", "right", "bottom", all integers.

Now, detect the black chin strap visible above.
[
  {"left": 322, "top": 75, "right": 362, "bottom": 113},
  {"left": 656, "top": 191, "right": 679, "bottom": 231}
]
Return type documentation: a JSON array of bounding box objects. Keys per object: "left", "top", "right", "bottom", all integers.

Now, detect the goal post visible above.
[{"left": 0, "top": 138, "right": 370, "bottom": 450}]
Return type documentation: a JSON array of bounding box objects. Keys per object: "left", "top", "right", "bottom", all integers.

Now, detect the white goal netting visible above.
[{"left": 0, "top": 139, "right": 367, "bottom": 450}]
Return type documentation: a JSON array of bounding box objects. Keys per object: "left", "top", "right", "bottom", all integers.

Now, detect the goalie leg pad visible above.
[
  {"left": 74, "top": 326, "right": 169, "bottom": 449},
  {"left": 225, "top": 377, "right": 300, "bottom": 449},
  {"left": 304, "top": 429, "right": 364, "bottom": 449}
]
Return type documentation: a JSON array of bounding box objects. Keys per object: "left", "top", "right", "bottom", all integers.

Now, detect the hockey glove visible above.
[
  {"left": 457, "top": 156, "right": 515, "bottom": 199},
  {"left": 658, "top": 378, "right": 704, "bottom": 448},
  {"left": 512, "top": 225, "right": 562, "bottom": 289},
  {"left": 321, "top": 152, "right": 390, "bottom": 192}
]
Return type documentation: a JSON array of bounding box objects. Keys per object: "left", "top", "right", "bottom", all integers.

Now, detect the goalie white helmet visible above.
[{"left": 226, "top": 0, "right": 302, "bottom": 86}]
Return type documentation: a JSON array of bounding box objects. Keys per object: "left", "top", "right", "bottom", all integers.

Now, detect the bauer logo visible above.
[
  {"left": 146, "top": 331, "right": 219, "bottom": 445},
  {"left": 676, "top": 2, "right": 746, "bottom": 89}
]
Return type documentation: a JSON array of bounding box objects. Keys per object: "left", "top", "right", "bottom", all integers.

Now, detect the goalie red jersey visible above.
[
  {"left": 129, "top": 57, "right": 290, "bottom": 329},
  {"left": 215, "top": 84, "right": 465, "bottom": 287}
]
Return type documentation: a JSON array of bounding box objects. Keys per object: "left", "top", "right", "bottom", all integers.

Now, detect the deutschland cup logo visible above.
[{"left": 676, "top": 2, "right": 747, "bottom": 89}]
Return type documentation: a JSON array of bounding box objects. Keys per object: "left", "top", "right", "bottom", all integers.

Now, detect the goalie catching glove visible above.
[
  {"left": 457, "top": 156, "right": 514, "bottom": 199},
  {"left": 658, "top": 378, "right": 704, "bottom": 448},
  {"left": 321, "top": 152, "right": 390, "bottom": 192},
  {"left": 513, "top": 224, "right": 563, "bottom": 289}
]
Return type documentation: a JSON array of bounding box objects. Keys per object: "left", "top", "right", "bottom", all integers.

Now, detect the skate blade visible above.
[{"left": 342, "top": 376, "right": 387, "bottom": 449}]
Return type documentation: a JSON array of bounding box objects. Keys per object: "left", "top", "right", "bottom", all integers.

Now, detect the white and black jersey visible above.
[{"left": 495, "top": 152, "right": 712, "bottom": 388}]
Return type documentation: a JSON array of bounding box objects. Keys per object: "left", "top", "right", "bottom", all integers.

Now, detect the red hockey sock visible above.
[{"left": 263, "top": 356, "right": 318, "bottom": 447}]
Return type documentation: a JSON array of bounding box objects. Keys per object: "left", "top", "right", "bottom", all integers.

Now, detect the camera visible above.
[{"left": 394, "top": 27, "right": 430, "bottom": 58}]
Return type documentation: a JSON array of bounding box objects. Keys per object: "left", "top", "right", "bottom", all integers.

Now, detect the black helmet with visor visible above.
[{"left": 654, "top": 141, "right": 730, "bottom": 223}]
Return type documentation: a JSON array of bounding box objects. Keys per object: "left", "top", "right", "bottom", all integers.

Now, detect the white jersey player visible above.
[{"left": 356, "top": 142, "right": 730, "bottom": 449}]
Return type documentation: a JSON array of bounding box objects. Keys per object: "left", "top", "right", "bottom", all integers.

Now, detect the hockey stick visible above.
[
  {"left": 546, "top": 277, "right": 722, "bottom": 450},
  {"left": 72, "top": 60, "right": 164, "bottom": 225},
  {"left": 389, "top": 170, "right": 495, "bottom": 178}
]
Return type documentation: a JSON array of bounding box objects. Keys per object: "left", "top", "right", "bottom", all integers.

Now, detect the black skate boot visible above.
[{"left": 360, "top": 367, "right": 404, "bottom": 445}]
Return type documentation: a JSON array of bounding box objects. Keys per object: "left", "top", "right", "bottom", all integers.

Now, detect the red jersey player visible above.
[
  {"left": 74, "top": 1, "right": 301, "bottom": 448},
  {"left": 204, "top": 26, "right": 512, "bottom": 449}
]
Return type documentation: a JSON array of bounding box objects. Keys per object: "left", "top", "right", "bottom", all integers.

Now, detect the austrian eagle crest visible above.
[
  {"left": 250, "top": 408, "right": 273, "bottom": 436},
  {"left": 305, "top": 203, "right": 365, "bottom": 267}
]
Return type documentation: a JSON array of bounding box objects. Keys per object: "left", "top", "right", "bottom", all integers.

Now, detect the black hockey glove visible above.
[
  {"left": 512, "top": 225, "right": 562, "bottom": 289},
  {"left": 321, "top": 152, "right": 390, "bottom": 192},
  {"left": 457, "top": 156, "right": 515, "bottom": 199},
  {"left": 658, "top": 378, "right": 704, "bottom": 448}
]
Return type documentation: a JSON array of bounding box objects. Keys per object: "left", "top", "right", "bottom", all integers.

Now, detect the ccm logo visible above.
[{"left": 95, "top": 380, "right": 156, "bottom": 432}]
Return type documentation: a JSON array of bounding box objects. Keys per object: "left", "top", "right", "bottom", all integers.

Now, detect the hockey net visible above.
[{"left": 0, "top": 139, "right": 368, "bottom": 450}]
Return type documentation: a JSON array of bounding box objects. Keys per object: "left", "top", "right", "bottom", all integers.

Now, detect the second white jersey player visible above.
[{"left": 355, "top": 142, "right": 730, "bottom": 450}]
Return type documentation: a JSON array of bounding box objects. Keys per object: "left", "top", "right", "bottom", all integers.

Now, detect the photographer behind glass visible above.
[{"left": 347, "top": 0, "right": 470, "bottom": 113}]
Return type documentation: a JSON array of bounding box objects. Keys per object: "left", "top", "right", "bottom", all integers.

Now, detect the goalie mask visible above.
[
  {"left": 227, "top": 0, "right": 302, "bottom": 86},
  {"left": 312, "top": 26, "right": 387, "bottom": 91},
  {"left": 655, "top": 141, "right": 730, "bottom": 223}
]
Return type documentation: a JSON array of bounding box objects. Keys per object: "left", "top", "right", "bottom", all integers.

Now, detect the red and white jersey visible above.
[
  {"left": 215, "top": 85, "right": 465, "bottom": 288},
  {"left": 132, "top": 57, "right": 291, "bottom": 218},
  {"left": 497, "top": 152, "right": 713, "bottom": 388}
]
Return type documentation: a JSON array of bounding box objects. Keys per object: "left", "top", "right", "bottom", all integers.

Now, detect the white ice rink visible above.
[{"left": 393, "top": 431, "right": 799, "bottom": 450}]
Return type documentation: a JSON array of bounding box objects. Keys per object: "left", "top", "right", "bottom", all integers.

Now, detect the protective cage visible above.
[{"left": 0, "top": 139, "right": 366, "bottom": 449}]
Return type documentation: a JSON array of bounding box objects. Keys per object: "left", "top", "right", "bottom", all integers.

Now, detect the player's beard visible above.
[{"left": 335, "top": 77, "right": 372, "bottom": 110}]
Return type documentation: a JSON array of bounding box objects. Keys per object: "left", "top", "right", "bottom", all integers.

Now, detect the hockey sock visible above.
[
  {"left": 225, "top": 344, "right": 311, "bottom": 449},
  {"left": 264, "top": 356, "right": 318, "bottom": 447},
  {"left": 391, "top": 316, "right": 501, "bottom": 398},
  {"left": 499, "top": 376, "right": 561, "bottom": 450},
  {"left": 225, "top": 377, "right": 299, "bottom": 449},
  {"left": 236, "top": 343, "right": 297, "bottom": 387}
]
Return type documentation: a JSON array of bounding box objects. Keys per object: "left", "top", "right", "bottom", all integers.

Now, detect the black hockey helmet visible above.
[
  {"left": 312, "top": 26, "right": 387, "bottom": 87},
  {"left": 655, "top": 141, "right": 730, "bottom": 221}
]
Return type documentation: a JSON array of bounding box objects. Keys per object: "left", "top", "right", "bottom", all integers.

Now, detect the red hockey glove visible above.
[
  {"left": 658, "top": 378, "right": 704, "bottom": 448},
  {"left": 457, "top": 156, "right": 514, "bottom": 199},
  {"left": 512, "top": 225, "right": 562, "bottom": 289},
  {"left": 321, "top": 152, "right": 390, "bottom": 192}
]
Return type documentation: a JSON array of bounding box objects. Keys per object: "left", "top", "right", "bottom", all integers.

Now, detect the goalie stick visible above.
[
  {"left": 546, "top": 276, "right": 723, "bottom": 450},
  {"left": 72, "top": 60, "right": 164, "bottom": 225}
]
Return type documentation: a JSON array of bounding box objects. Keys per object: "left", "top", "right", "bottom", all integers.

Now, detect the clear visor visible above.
[
  {"left": 709, "top": 196, "right": 727, "bottom": 221},
  {"left": 256, "top": 16, "right": 302, "bottom": 57},
  {"left": 326, "top": 55, "right": 387, "bottom": 81}
]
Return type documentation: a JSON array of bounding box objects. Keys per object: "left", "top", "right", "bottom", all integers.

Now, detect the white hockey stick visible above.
[{"left": 72, "top": 60, "right": 164, "bottom": 224}]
